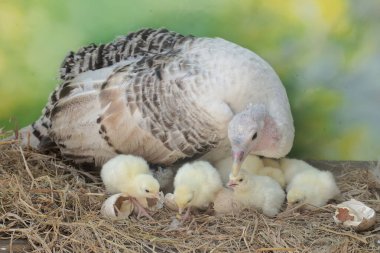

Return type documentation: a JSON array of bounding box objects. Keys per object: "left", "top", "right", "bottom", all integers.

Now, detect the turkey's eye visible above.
[
  {"left": 251, "top": 133, "right": 257, "bottom": 140},
  {"left": 239, "top": 178, "right": 243, "bottom": 182},
  {"left": 145, "top": 189, "right": 150, "bottom": 193}
]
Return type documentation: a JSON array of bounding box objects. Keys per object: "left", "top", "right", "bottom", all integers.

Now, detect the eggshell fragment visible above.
[
  {"left": 148, "top": 191, "right": 165, "bottom": 211},
  {"left": 213, "top": 188, "right": 242, "bottom": 215},
  {"left": 101, "top": 193, "right": 134, "bottom": 219},
  {"left": 164, "top": 193, "right": 178, "bottom": 211},
  {"left": 333, "top": 199, "right": 376, "bottom": 231}
]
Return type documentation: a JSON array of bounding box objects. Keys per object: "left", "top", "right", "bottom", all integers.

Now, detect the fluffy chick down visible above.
[
  {"left": 173, "top": 161, "right": 223, "bottom": 213},
  {"left": 214, "top": 155, "right": 285, "bottom": 188},
  {"left": 286, "top": 169, "right": 340, "bottom": 208},
  {"left": 100, "top": 155, "right": 160, "bottom": 208},
  {"left": 228, "top": 169, "right": 285, "bottom": 217},
  {"left": 256, "top": 166, "right": 286, "bottom": 188},
  {"left": 280, "top": 158, "right": 340, "bottom": 208},
  {"left": 262, "top": 158, "right": 281, "bottom": 168},
  {"left": 213, "top": 188, "right": 243, "bottom": 215},
  {"left": 213, "top": 155, "right": 264, "bottom": 184},
  {"left": 279, "top": 158, "right": 315, "bottom": 184}
]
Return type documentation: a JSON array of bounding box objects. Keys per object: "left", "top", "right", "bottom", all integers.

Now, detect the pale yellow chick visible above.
[
  {"left": 213, "top": 155, "right": 264, "bottom": 184},
  {"left": 286, "top": 169, "right": 340, "bottom": 208},
  {"left": 214, "top": 155, "right": 285, "bottom": 187},
  {"left": 255, "top": 166, "right": 286, "bottom": 188},
  {"left": 280, "top": 158, "right": 340, "bottom": 208},
  {"left": 100, "top": 154, "right": 160, "bottom": 218},
  {"left": 262, "top": 157, "right": 281, "bottom": 168},
  {"left": 228, "top": 169, "right": 285, "bottom": 217},
  {"left": 173, "top": 161, "right": 223, "bottom": 219},
  {"left": 279, "top": 158, "right": 315, "bottom": 184}
]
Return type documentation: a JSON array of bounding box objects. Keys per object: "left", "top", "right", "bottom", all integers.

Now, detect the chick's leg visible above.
[
  {"left": 180, "top": 207, "right": 192, "bottom": 221},
  {"left": 130, "top": 198, "right": 154, "bottom": 220}
]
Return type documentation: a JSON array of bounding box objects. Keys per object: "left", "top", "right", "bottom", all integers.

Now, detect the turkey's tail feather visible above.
[
  {"left": 5, "top": 115, "right": 57, "bottom": 151},
  {"left": 1, "top": 124, "right": 40, "bottom": 148}
]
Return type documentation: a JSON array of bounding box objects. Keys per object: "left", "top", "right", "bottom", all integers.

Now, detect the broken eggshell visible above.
[
  {"left": 164, "top": 193, "right": 178, "bottom": 211},
  {"left": 148, "top": 191, "right": 165, "bottom": 211},
  {"left": 333, "top": 199, "right": 376, "bottom": 231},
  {"left": 101, "top": 193, "right": 134, "bottom": 219}
]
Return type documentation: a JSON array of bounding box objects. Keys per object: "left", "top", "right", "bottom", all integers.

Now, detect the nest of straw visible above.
[{"left": 0, "top": 142, "right": 379, "bottom": 253}]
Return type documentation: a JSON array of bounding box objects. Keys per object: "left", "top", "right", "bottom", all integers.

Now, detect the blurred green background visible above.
[{"left": 0, "top": 0, "right": 379, "bottom": 160}]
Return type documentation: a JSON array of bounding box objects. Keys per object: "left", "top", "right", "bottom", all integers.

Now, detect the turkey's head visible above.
[{"left": 228, "top": 103, "right": 292, "bottom": 176}]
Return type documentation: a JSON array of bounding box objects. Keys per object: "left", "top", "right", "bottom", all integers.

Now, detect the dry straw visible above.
[{"left": 0, "top": 140, "right": 379, "bottom": 252}]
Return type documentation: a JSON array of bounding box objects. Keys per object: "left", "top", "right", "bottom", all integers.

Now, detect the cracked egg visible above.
[{"left": 333, "top": 199, "right": 376, "bottom": 231}]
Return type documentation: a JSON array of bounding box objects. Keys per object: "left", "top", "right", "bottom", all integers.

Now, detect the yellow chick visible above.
[
  {"left": 213, "top": 155, "right": 264, "bottom": 184},
  {"left": 286, "top": 169, "right": 340, "bottom": 208},
  {"left": 279, "top": 158, "right": 340, "bottom": 208},
  {"left": 100, "top": 154, "right": 160, "bottom": 219},
  {"left": 214, "top": 155, "right": 285, "bottom": 188},
  {"left": 254, "top": 166, "right": 286, "bottom": 188},
  {"left": 262, "top": 157, "right": 281, "bottom": 168},
  {"left": 279, "top": 158, "right": 315, "bottom": 184},
  {"left": 173, "top": 161, "right": 223, "bottom": 219},
  {"left": 228, "top": 169, "right": 285, "bottom": 217}
]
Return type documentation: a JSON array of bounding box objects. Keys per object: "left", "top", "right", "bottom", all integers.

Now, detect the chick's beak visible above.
[
  {"left": 175, "top": 201, "right": 185, "bottom": 214},
  {"left": 232, "top": 150, "right": 245, "bottom": 176},
  {"left": 227, "top": 179, "right": 237, "bottom": 189}
]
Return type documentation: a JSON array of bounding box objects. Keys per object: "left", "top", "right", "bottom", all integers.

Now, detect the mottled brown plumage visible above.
[
  {"left": 19, "top": 28, "right": 294, "bottom": 176},
  {"left": 60, "top": 28, "right": 193, "bottom": 80}
]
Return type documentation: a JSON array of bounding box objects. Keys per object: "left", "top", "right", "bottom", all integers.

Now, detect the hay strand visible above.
[
  {"left": 18, "top": 146, "right": 35, "bottom": 188},
  {"left": 0, "top": 143, "right": 379, "bottom": 252},
  {"left": 317, "top": 226, "right": 369, "bottom": 244}
]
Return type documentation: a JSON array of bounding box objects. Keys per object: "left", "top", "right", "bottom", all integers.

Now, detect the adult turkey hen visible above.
[{"left": 17, "top": 28, "right": 294, "bottom": 176}]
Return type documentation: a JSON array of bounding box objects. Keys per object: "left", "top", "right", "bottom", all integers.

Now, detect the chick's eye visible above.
[
  {"left": 251, "top": 133, "right": 257, "bottom": 140},
  {"left": 145, "top": 189, "right": 150, "bottom": 193},
  {"left": 239, "top": 178, "right": 243, "bottom": 182}
]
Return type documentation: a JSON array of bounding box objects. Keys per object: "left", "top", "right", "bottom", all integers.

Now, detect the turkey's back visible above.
[{"left": 28, "top": 28, "right": 226, "bottom": 167}]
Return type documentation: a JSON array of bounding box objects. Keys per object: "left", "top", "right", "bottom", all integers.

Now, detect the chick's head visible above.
[
  {"left": 135, "top": 174, "right": 160, "bottom": 199},
  {"left": 227, "top": 169, "right": 250, "bottom": 191},
  {"left": 286, "top": 188, "right": 305, "bottom": 205},
  {"left": 173, "top": 185, "right": 194, "bottom": 214}
]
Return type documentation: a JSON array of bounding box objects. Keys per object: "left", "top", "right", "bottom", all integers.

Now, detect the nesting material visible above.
[
  {"left": 333, "top": 199, "right": 376, "bottom": 231},
  {"left": 0, "top": 143, "right": 379, "bottom": 252},
  {"left": 368, "top": 163, "right": 380, "bottom": 189}
]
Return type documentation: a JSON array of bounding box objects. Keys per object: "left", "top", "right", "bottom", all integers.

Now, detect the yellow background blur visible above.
[{"left": 0, "top": 0, "right": 379, "bottom": 160}]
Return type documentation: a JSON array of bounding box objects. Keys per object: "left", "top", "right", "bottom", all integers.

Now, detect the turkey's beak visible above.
[{"left": 232, "top": 150, "right": 245, "bottom": 176}]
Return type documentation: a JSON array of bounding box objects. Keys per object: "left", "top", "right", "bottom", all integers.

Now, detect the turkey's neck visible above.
[{"left": 202, "top": 49, "right": 294, "bottom": 158}]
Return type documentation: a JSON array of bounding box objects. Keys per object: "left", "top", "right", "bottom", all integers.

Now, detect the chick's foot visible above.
[{"left": 130, "top": 197, "right": 154, "bottom": 220}]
